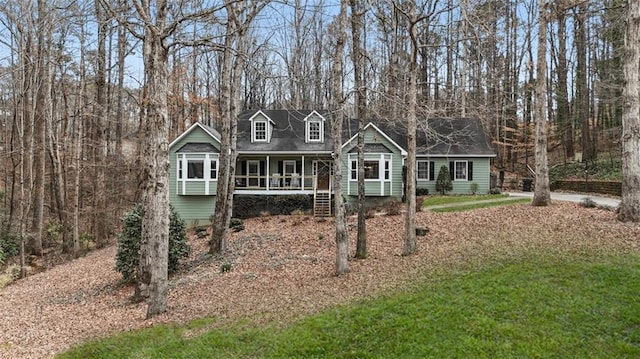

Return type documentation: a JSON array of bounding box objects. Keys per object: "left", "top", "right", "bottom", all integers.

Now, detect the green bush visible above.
[
  {"left": 435, "top": 165, "right": 453, "bottom": 195},
  {"left": 416, "top": 188, "right": 429, "bottom": 196},
  {"left": 115, "top": 204, "right": 190, "bottom": 283}
]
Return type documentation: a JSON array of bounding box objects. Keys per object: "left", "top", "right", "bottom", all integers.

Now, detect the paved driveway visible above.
[{"left": 507, "top": 191, "right": 621, "bottom": 208}]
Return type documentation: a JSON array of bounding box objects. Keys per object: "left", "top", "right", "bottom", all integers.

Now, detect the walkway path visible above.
[
  {"left": 422, "top": 191, "right": 621, "bottom": 211},
  {"left": 507, "top": 191, "right": 621, "bottom": 208}
]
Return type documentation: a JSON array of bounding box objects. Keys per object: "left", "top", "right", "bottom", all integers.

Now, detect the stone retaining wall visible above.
[{"left": 550, "top": 180, "right": 621, "bottom": 196}]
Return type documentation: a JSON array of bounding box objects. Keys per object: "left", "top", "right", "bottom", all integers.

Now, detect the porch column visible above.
[
  {"left": 301, "top": 155, "right": 305, "bottom": 190},
  {"left": 266, "top": 155, "right": 270, "bottom": 191}
]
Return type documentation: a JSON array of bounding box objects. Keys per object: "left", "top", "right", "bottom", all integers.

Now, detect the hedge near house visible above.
[{"left": 115, "top": 204, "right": 190, "bottom": 283}]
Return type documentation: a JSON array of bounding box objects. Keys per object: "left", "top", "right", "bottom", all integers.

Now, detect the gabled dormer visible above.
[
  {"left": 303, "top": 110, "right": 326, "bottom": 143},
  {"left": 248, "top": 110, "right": 275, "bottom": 143}
]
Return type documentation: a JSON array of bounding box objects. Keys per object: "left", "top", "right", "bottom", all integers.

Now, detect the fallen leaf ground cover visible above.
[{"left": 0, "top": 202, "right": 638, "bottom": 358}]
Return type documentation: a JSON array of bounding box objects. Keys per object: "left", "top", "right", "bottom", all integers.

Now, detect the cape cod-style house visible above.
[{"left": 169, "top": 109, "right": 495, "bottom": 225}]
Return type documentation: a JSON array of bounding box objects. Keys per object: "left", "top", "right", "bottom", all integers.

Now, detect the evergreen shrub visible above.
[{"left": 115, "top": 204, "right": 190, "bottom": 283}]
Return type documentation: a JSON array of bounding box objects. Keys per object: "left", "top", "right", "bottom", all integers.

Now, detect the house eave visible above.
[
  {"left": 169, "top": 122, "right": 221, "bottom": 148},
  {"left": 237, "top": 150, "right": 333, "bottom": 155},
  {"left": 341, "top": 122, "right": 408, "bottom": 156},
  {"left": 415, "top": 153, "right": 497, "bottom": 158}
]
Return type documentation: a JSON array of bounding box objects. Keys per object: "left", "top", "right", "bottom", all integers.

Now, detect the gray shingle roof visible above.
[
  {"left": 182, "top": 110, "right": 494, "bottom": 157},
  {"left": 176, "top": 142, "right": 219, "bottom": 153},
  {"left": 345, "top": 117, "right": 495, "bottom": 157},
  {"left": 236, "top": 109, "right": 333, "bottom": 153}
]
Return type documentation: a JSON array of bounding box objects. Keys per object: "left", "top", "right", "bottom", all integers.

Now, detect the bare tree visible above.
[
  {"left": 350, "top": 0, "right": 367, "bottom": 259},
  {"left": 108, "top": 0, "right": 224, "bottom": 318},
  {"left": 402, "top": 0, "right": 418, "bottom": 256},
  {"left": 532, "top": 0, "right": 551, "bottom": 206},
  {"left": 210, "top": 0, "right": 267, "bottom": 255},
  {"left": 619, "top": 0, "right": 640, "bottom": 222},
  {"left": 332, "top": 0, "right": 350, "bottom": 275}
]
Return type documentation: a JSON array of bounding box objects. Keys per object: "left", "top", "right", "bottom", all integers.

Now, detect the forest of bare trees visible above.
[{"left": 0, "top": 0, "right": 637, "bottom": 314}]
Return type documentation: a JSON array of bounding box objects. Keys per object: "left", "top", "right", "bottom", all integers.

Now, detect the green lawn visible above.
[
  {"left": 431, "top": 198, "right": 530, "bottom": 212},
  {"left": 59, "top": 252, "right": 640, "bottom": 359},
  {"left": 421, "top": 193, "right": 508, "bottom": 207}
]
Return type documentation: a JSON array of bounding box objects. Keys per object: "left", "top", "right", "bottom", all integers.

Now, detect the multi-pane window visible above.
[
  {"left": 178, "top": 160, "right": 183, "bottom": 179},
  {"left": 187, "top": 160, "right": 204, "bottom": 179},
  {"left": 384, "top": 160, "right": 390, "bottom": 180},
  {"left": 210, "top": 160, "right": 217, "bottom": 180},
  {"left": 417, "top": 161, "right": 430, "bottom": 180},
  {"left": 350, "top": 160, "right": 357, "bottom": 180},
  {"left": 308, "top": 121, "right": 321, "bottom": 141},
  {"left": 254, "top": 121, "right": 266, "bottom": 141},
  {"left": 454, "top": 160, "right": 468, "bottom": 181}
]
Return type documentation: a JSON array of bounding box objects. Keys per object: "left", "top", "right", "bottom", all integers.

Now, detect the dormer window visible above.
[
  {"left": 308, "top": 120, "right": 322, "bottom": 142},
  {"left": 254, "top": 121, "right": 267, "bottom": 142}
]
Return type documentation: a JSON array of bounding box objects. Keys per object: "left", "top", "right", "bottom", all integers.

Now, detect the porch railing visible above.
[{"left": 234, "top": 174, "right": 314, "bottom": 190}]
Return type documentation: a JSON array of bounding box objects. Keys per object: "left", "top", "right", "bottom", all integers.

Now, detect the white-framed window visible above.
[
  {"left": 384, "top": 160, "right": 390, "bottom": 180},
  {"left": 307, "top": 120, "right": 322, "bottom": 142},
  {"left": 364, "top": 160, "right": 379, "bottom": 179},
  {"left": 417, "top": 160, "right": 430, "bottom": 180},
  {"left": 253, "top": 121, "right": 267, "bottom": 142},
  {"left": 176, "top": 153, "right": 219, "bottom": 195},
  {"left": 349, "top": 155, "right": 391, "bottom": 181},
  {"left": 187, "top": 159, "right": 204, "bottom": 179},
  {"left": 350, "top": 160, "right": 357, "bottom": 180},
  {"left": 454, "top": 160, "right": 468, "bottom": 181},
  {"left": 210, "top": 160, "right": 217, "bottom": 180}
]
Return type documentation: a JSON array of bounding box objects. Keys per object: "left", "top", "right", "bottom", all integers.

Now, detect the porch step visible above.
[{"left": 314, "top": 192, "right": 332, "bottom": 217}]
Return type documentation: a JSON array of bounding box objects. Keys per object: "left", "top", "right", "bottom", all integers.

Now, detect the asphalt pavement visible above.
[{"left": 506, "top": 191, "right": 621, "bottom": 208}]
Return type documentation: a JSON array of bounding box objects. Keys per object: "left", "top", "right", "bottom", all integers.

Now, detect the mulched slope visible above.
[{"left": 0, "top": 203, "right": 638, "bottom": 358}]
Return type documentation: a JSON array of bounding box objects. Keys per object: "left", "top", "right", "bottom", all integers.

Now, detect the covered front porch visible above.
[{"left": 234, "top": 155, "right": 333, "bottom": 195}]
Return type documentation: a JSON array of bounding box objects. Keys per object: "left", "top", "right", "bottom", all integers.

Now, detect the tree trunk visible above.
[
  {"left": 402, "top": 2, "right": 418, "bottom": 256},
  {"left": 619, "top": 0, "right": 640, "bottom": 222},
  {"left": 93, "top": 0, "right": 109, "bottom": 248},
  {"left": 575, "top": 2, "right": 595, "bottom": 162},
  {"left": 532, "top": 0, "right": 551, "bottom": 206},
  {"left": 555, "top": 2, "right": 574, "bottom": 161},
  {"left": 333, "top": 0, "right": 350, "bottom": 275},
  {"left": 351, "top": 0, "right": 367, "bottom": 259},
  {"left": 210, "top": 10, "right": 238, "bottom": 256},
  {"left": 136, "top": 19, "right": 171, "bottom": 319}
]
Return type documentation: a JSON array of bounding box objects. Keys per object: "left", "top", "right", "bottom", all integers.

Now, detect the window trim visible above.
[
  {"left": 364, "top": 160, "right": 380, "bottom": 180},
  {"left": 253, "top": 120, "right": 267, "bottom": 142},
  {"left": 176, "top": 153, "right": 219, "bottom": 195},
  {"left": 417, "top": 160, "right": 430, "bottom": 180},
  {"left": 187, "top": 159, "right": 205, "bottom": 179},
  {"left": 349, "top": 154, "right": 392, "bottom": 182},
  {"left": 454, "top": 160, "right": 468, "bottom": 181},
  {"left": 306, "top": 120, "right": 323, "bottom": 142},
  {"left": 210, "top": 159, "right": 218, "bottom": 180}
]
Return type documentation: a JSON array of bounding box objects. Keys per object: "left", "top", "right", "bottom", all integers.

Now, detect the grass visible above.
[
  {"left": 421, "top": 193, "right": 508, "bottom": 206},
  {"left": 58, "top": 252, "right": 640, "bottom": 359},
  {"left": 431, "top": 198, "right": 530, "bottom": 212}
]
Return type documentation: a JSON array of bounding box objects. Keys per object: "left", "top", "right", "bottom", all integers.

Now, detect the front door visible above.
[{"left": 314, "top": 161, "right": 332, "bottom": 190}]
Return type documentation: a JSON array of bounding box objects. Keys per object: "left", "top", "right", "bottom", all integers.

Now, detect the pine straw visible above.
[{"left": 1, "top": 203, "right": 638, "bottom": 358}]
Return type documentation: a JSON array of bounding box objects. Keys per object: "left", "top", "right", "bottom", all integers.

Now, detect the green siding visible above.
[
  {"left": 169, "top": 125, "right": 221, "bottom": 224},
  {"left": 416, "top": 157, "right": 492, "bottom": 195},
  {"left": 342, "top": 126, "right": 404, "bottom": 199}
]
